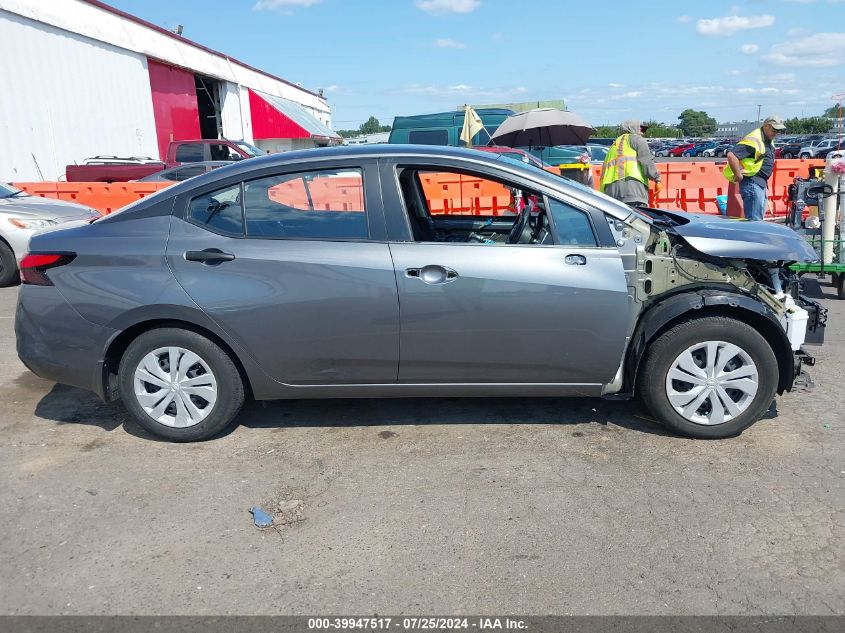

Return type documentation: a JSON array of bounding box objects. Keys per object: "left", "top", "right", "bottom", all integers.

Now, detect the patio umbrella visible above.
[{"left": 490, "top": 108, "right": 595, "bottom": 148}]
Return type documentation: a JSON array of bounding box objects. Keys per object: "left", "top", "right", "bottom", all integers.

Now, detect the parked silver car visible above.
[
  {"left": 0, "top": 183, "right": 101, "bottom": 286},
  {"left": 16, "top": 146, "right": 824, "bottom": 441},
  {"left": 799, "top": 138, "right": 838, "bottom": 159}
]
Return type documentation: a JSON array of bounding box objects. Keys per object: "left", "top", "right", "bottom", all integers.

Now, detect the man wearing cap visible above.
[
  {"left": 724, "top": 115, "right": 786, "bottom": 220},
  {"left": 599, "top": 120, "right": 661, "bottom": 208}
]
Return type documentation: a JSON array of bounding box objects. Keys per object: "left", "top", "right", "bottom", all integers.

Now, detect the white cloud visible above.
[
  {"left": 728, "top": 69, "right": 742, "bottom": 75},
  {"left": 415, "top": 0, "right": 481, "bottom": 15},
  {"left": 755, "top": 72, "right": 795, "bottom": 84},
  {"left": 611, "top": 91, "right": 643, "bottom": 100},
  {"left": 252, "top": 0, "right": 320, "bottom": 14},
  {"left": 763, "top": 32, "right": 845, "bottom": 66},
  {"left": 608, "top": 82, "right": 624, "bottom": 88},
  {"left": 399, "top": 84, "right": 526, "bottom": 98},
  {"left": 325, "top": 85, "right": 340, "bottom": 92},
  {"left": 696, "top": 14, "right": 775, "bottom": 36},
  {"left": 740, "top": 44, "right": 759, "bottom": 54},
  {"left": 434, "top": 38, "right": 467, "bottom": 48},
  {"left": 676, "top": 15, "right": 691, "bottom": 23}
]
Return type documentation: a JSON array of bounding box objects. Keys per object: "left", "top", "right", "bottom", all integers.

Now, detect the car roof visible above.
[{"left": 108, "top": 144, "right": 634, "bottom": 221}]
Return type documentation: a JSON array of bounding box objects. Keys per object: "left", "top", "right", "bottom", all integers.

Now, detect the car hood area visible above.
[
  {"left": 0, "top": 195, "right": 98, "bottom": 219},
  {"left": 645, "top": 208, "right": 819, "bottom": 263}
]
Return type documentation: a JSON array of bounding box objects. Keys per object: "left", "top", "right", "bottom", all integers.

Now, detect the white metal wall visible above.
[
  {"left": 220, "top": 81, "right": 254, "bottom": 144},
  {"left": 0, "top": 11, "right": 159, "bottom": 181},
  {"left": 0, "top": 0, "right": 333, "bottom": 126}
]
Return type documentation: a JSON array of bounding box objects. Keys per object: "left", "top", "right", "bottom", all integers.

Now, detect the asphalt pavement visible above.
[{"left": 0, "top": 282, "right": 842, "bottom": 615}]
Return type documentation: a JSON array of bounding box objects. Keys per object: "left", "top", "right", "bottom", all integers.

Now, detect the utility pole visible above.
[{"left": 756, "top": 104, "right": 761, "bottom": 123}]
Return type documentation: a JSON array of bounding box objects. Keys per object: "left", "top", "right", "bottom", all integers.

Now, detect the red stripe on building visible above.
[
  {"left": 248, "top": 89, "right": 311, "bottom": 140},
  {"left": 147, "top": 59, "right": 201, "bottom": 160}
]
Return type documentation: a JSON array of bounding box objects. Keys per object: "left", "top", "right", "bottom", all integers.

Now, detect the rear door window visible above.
[
  {"left": 242, "top": 168, "right": 368, "bottom": 240},
  {"left": 175, "top": 143, "right": 204, "bottom": 163}
]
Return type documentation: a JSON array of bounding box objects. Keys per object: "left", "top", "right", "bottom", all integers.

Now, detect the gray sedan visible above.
[{"left": 16, "top": 146, "right": 824, "bottom": 441}]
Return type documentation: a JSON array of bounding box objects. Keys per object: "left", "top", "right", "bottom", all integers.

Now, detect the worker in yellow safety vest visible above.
[
  {"left": 600, "top": 120, "right": 661, "bottom": 207},
  {"left": 724, "top": 115, "right": 786, "bottom": 220}
]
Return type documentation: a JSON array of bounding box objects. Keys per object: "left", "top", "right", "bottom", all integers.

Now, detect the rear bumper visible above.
[{"left": 15, "top": 285, "right": 116, "bottom": 399}]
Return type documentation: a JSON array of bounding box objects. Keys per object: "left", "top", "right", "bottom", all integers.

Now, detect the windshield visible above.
[
  {"left": 0, "top": 183, "right": 26, "bottom": 198},
  {"left": 234, "top": 141, "right": 264, "bottom": 158}
]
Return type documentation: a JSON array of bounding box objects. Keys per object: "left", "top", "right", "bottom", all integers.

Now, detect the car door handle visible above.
[
  {"left": 406, "top": 265, "right": 459, "bottom": 285},
  {"left": 565, "top": 254, "right": 587, "bottom": 266},
  {"left": 185, "top": 249, "right": 235, "bottom": 264}
]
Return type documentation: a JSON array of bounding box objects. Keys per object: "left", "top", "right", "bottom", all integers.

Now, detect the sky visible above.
[{"left": 107, "top": 0, "right": 845, "bottom": 130}]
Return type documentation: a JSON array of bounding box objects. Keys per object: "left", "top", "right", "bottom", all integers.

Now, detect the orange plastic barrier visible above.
[
  {"left": 14, "top": 159, "right": 825, "bottom": 218},
  {"left": 14, "top": 181, "right": 174, "bottom": 214}
]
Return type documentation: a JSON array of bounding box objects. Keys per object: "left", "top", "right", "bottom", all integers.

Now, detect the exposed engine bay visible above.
[{"left": 619, "top": 208, "right": 827, "bottom": 353}]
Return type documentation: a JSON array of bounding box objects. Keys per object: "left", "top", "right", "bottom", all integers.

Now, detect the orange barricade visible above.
[
  {"left": 14, "top": 159, "right": 826, "bottom": 218},
  {"left": 14, "top": 181, "right": 174, "bottom": 214}
]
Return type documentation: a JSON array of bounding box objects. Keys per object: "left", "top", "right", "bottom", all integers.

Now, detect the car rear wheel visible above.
[
  {"left": 0, "top": 241, "right": 19, "bottom": 287},
  {"left": 118, "top": 328, "right": 245, "bottom": 441},
  {"left": 800, "top": 152, "right": 811, "bottom": 159},
  {"left": 783, "top": 152, "right": 793, "bottom": 159},
  {"left": 639, "top": 316, "right": 778, "bottom": 439}
]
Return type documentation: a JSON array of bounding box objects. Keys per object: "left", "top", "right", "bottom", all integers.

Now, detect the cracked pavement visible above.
[{"left": 0, "top": 281, "right": 842, "bottom": 615}]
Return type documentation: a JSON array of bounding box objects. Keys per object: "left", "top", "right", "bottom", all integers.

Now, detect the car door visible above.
[
  {"left": 379, "top": 159, "right": 631, "bottom": 388},
  {"left": 166, "top": 160, "right": 400, "bottom": 386}
]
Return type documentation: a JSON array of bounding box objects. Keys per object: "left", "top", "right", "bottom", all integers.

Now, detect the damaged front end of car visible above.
[{"left": 617, "top": 208, "right": 826, "bottom": 398}]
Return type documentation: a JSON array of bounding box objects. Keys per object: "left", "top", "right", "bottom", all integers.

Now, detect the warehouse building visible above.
[{"left": 0, "top": 0, "right": 338, "bottom": 181}]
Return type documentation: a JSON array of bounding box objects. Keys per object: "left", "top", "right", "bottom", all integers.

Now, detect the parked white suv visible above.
[{"left": 799, "top": 138, "right": 838, "bottom": 158}]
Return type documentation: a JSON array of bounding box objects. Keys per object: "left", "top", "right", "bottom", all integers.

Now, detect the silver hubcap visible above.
[
  {"left": 665, "top": 341, "right": 758, "bottom": 426},
  {"left": 133, "top": 347, "right": 218, "bottom": 428}
]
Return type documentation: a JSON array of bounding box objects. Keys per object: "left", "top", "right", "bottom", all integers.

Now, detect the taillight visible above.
[{"left": 19, "top": 252, "right": 76, "bottom": 286}]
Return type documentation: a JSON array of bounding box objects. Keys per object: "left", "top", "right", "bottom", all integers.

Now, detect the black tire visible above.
[
  {"left": 638, "top": 316, "right": 778, "bottom": 439},
  {"left": 0, "top": 240, "right": 19, "bottom": 287},
  {"left": 800, "top": 153, "right": 811, "bottom": 159},
  {"left": 118, "top": 328, "right": 245, "bottom": 441},
  {"left": 783, "top": 152, "right": 793, "bottom": 159},
  {"left": 837, "top": 273, "right": 845, "bottom": 300}
]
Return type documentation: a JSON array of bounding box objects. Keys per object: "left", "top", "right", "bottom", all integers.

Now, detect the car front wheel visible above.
[
  {"left": 0, "top": 241, "right": 19, "bottom": 287},
  {"left": 118, "top": 328, "right": 245, "bottom": 441},
  {"left": 638, "top": 316, "right": 778, "bottom": 439},
  {"left": 800, "top": 152, "right": 811, "bottom": 159}
]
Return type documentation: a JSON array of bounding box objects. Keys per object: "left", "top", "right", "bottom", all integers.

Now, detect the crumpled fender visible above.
[{"left": 624, "top": 287, "right": 795, "bottom": 395}]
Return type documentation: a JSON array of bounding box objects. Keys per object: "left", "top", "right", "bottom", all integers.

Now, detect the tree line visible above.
[
  {"left": 596, "top": 108, "right": 838, "bottom": 138},
  {"left": 341, "top": 107, "right": 840, "bottom": 141},
  {"left": 337, "top": 116, "right": 391, "bottom": 139}
]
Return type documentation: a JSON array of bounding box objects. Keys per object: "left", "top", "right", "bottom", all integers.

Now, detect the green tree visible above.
[
  {"left": 337, "top": 116, "right": 392, "bottom": 138},
  {"left": 641, "top": 120, "right": 682, "bottom": 138},
  {"left": 678, "top": 109, "right": 717, "bottom": 137},
  {"left": 785, "top": 116, "right": 833, "bottom": 134},
  {"left": 822, "top": 105, "right": 841, "bottom": 118},
  {"left": 359, "top": 116, "right": 383, "bottom": 135},
  {"left": 593, "top": 125, "right": 619, "bottom": 138}
]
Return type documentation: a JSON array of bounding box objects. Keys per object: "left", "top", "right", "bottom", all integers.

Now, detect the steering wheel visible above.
[{"left": 508, "top": 204, "right": 532, "bottom": 244}]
